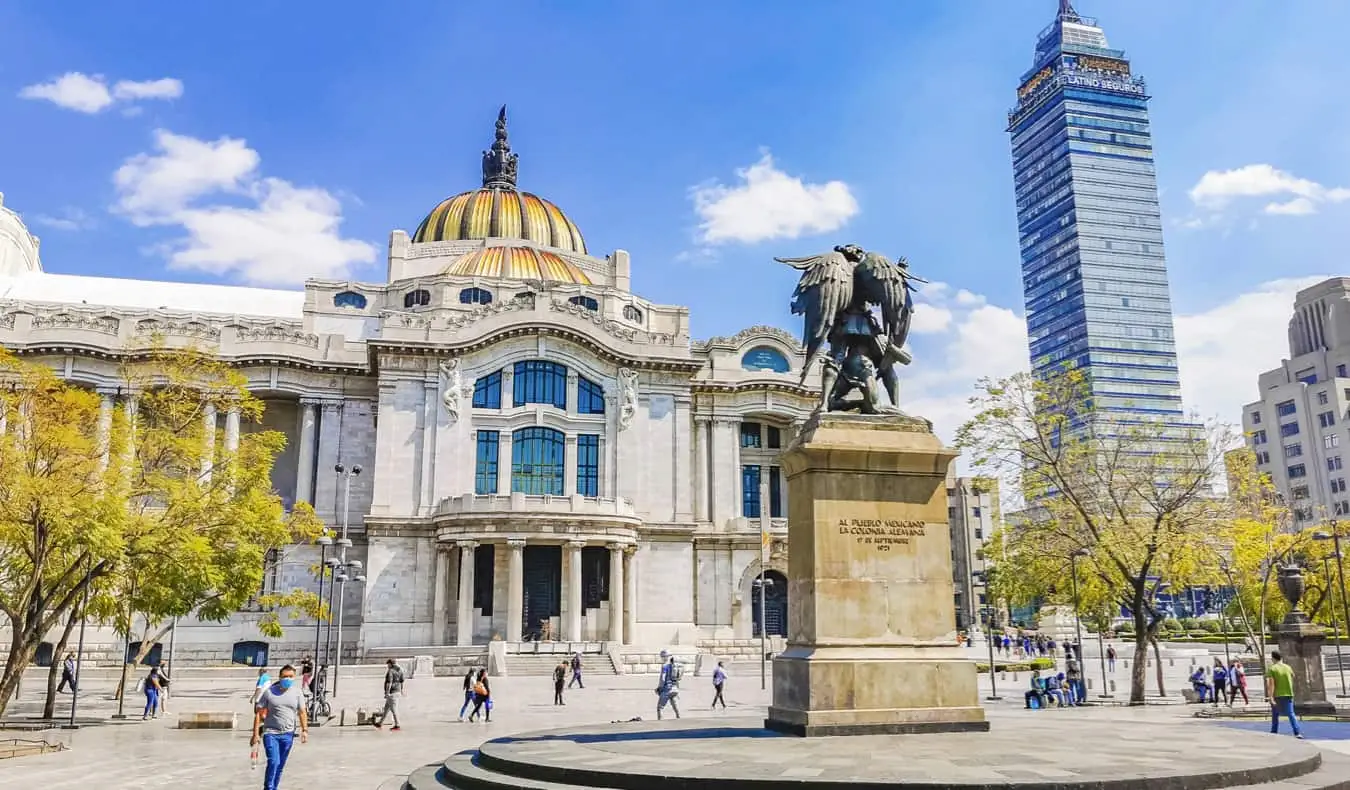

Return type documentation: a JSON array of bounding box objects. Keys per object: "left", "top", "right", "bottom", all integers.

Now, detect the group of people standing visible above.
[
  {"left": 998, "top": 631, "right": 1061, "bottom": 660},
  {"left": 1188, "top": 657, "right": 1251, "bottom": 705}
]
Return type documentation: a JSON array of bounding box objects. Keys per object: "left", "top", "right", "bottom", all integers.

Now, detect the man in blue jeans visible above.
[
  {"left": 251, "top": 664, "right": 309, "bottom": 790},
  {"left": 1266, "top": 650, "right": 1303, "bottom": 739}
]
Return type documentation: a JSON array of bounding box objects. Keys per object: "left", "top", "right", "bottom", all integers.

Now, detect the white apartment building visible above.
[
  {"left": 1243, "top": 278, "right": 1350, "bottom": 524},
  {"left": 948, "top": 474, "right": 997, "bottom": 631}
]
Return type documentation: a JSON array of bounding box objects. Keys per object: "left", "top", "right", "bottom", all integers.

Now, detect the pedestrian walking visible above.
[
  {"left": 553, "top": 660, "right": 567, "bottom": 705},
  {"left": 251, "top": 666, "right": 271, "bottom": 707},
  {"left": 1266, "top": 651, "right": 1303, "bottom": 738},
  {"left": 1211, "top": 658, "right": 1228, "bottom": 707},
  {"left": 1066, "top": 657, "right": 1085, "bottom": 706},
  {"left": 1106, "top": 645, "right": 1117, "bottom": 673},
  {"left": 712, "top": 661, "right": 727, "bottom": 709},
  {"left": 568, "top": 652, "right": 584, "bottom": 689},
  {"left": 655, "top": 650, "right": 682, "bottom": 720},
  {"left": 142, "top": 663, "right": 163, "bottom": 719},
  {"left": 57, "top": 653, "right": 77, "bottom": 694},
  {"left": 373, "top": 658, "right": 405, "bottom": 731},
  {"left": 251, "top": 664, "right": 308, "bottom": 790},
  {"left": 300, "top": 656, "right": 314, "bottom": 694},
  {"left": 458, "top": 668, "right": 476, "bottom": 721},
  {"left": 468, "top": 670, "right": 491, "bottom": 722},
  {"left": 1230, "top": 659, "right": 1250, "bottom": 705},
  {"left": 155, "top": 661, "right": 171, "bottom": 715}
]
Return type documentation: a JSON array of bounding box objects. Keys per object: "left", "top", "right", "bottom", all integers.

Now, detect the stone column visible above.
[
  {"left": 496, "top": 432, "right": 513, "bottom": 495},
  {"left": 121, "top": 394, "right": 138, "bottom": 469},
  {"left": 622, "top": 546, "right": 637, "bottom": 645},
  {"left": 565, "top": 540, "right": 585, "bottom": 641},
  {"left": 564, "top": 435, "right": 578, "bottom": 496},
  {"left": 419, "top": 379, "right": 438, "bottom": 512},
  {"left": 432, "top": 547, "right": 450, "bottom": 645},
  {"left": 314, "top": 401, "right": 343, "bottom": 518},
  {"left": 97, "top": 389, "right": 115, "bottom": 472},
  {"left": 693, "top": 417, "right": 710, "bottom": 522},
  {"left": 294, "top": 400, "right": 318, "bottom": 504},
  {"left": 507, "top": 539, "right": 526, "bottom": 642},
  {"left": 709, "top": 418, "right": 738, "bottom": 526},
  {"left": 565, "top": 370, "right": 579, "bottom": 416},
  {"left": 201, "top": 402, "right": 217, "bottom": 483},
  {"left": 456, "top": 541, "right": 478, "bottom": 646},
  {"left": 608, "top": 543, "right": 625, "bottom": 644},
  {"left": 224, "top": 401, "right": 241, "bottom": 454}
]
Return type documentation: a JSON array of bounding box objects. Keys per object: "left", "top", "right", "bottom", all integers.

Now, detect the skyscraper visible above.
[{"left": 1008, "top": 2, "right": 1186, "bottom": 423}]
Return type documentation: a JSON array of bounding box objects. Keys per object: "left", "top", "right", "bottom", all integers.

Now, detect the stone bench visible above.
[{"left": 177, "top": 712, "right": 237, "bottom": 730}]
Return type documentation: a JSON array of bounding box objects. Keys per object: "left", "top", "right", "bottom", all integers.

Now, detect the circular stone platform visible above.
[{"left": 404, "top": 715, "right": 1350, "bottom": 790}]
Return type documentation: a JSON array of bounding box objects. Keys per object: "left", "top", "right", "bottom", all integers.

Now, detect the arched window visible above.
[
  {"left": 513, "top": 360, "right": 567, "bottom": 409},
  {"left": 459, "top": 287, "right": 493, "bottom": 305},
  {"left": 568, "top": 295, "right": 599, "bottom": 311},
  {"left": 473, "top": 370, "right": 502, "bottom": 409},
  {"left": 404, "top": 288, "right": 431, "bottom": 308},
  {"left": 511, "top": 427, "right": 564, "bottom": 495},
  {"left": 578, "top": 376, "right": 605, "bottom": 415},
  {"left": 333, "top": 290, "right": 367, "bottom": 309},
  {"left": 623, "top": 304, "right": 643, "bottom": 322},
  {"left": 742, "top": 345, "right": 790, "bottom": 373}
]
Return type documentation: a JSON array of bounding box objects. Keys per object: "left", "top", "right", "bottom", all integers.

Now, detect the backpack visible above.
[{"left": 667, "top": 661, "right": 683, "bottom": 685}]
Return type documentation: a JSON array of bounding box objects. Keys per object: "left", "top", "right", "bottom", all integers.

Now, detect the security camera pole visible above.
[{"left": 332, "top": 463, "right": 362, "bottom": 697}]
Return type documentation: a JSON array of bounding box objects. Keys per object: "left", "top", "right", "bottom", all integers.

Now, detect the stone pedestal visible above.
[
  {"left": 764, "top": 414, "right": 987, "bottom": 737},
  {"left": 1278, "top": 620, "right": 1336, "bottom": 716}
]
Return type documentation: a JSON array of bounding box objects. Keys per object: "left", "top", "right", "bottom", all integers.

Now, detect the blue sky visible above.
[{"left": 2, "top": 0, "right": 1348, "bottom": 438}]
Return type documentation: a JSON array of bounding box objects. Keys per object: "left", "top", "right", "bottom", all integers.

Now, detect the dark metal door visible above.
[
  {"left": 522, "top": 545, "right": 561, "bottom": 640},
  {"left": 752, "top": 570, "right": 788, "bottom": 637}
]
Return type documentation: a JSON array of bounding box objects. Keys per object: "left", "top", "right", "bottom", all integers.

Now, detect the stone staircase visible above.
[{"left": 503, "top": 642, "right": 610, "bottom": 676}]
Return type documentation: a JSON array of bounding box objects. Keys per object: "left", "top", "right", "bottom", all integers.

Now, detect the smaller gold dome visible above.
[{"left": 448, "top": 245, "right": 592, "bottom": 285}]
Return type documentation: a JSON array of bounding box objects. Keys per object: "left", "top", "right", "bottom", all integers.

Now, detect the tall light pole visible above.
[
  {"left": 332, "top": 463, "right": 361, "bottom": 697},
  {"left": 1314, "top": 530, "right": 1349, "bottom": 698},
  {"left": 323, "top": 556, "right": 342, "bottom": 667},
  {"left": 1069, "top": 548, "right": 1089, "bottom": 701},
  {"left": 65, "top": 556, "right": 92, "bottom": 730},
  {"left": 312, "top": 535, "right": 332, "bottom": 678}
]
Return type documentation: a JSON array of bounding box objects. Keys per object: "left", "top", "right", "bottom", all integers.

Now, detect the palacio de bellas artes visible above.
[{"left": 0, "top": 108, "right": 813, "bottom": 674}]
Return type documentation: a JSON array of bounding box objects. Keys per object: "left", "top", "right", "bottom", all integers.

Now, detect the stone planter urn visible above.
[{"left": 1277, "top": 564, "right": 1309, "bottom": 625}]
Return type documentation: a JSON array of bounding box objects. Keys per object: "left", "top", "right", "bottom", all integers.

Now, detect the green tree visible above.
[
  {"left": 0, "top": 346, "right": 321, "bottom": 717},
  {"left": 958, "top": 369, "right": 1222, "bottom": 705}
]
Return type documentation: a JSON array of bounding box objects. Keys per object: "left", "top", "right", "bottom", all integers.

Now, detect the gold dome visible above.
[
  {"left": 412, "top": 107, "right": 587, "bottom": 254},
  {"left": 448, "top": 245, "right": 591, "bottom": 285}
]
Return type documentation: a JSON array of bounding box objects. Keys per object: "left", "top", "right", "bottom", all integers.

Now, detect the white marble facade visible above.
[{"left": 0, "top": 117, "right": 814, "bottom": 657}]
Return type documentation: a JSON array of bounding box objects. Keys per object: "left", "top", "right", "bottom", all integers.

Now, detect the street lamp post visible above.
[
  {"left": 983, "top": 604, "right": 1001, "bottom": 701},
  {"left": 64, "top": 557, "right": 93, "bottom": 730},
  {"left": 333, "top": 559, "right": 365, "bottom": 697},
  {"left": 1069, "top": 549, "right": 1089, "bottom": 702},
  {"left": 1314, "top": 529, "right": 1349, "bottom": 698},
  {"left": 758, "top": 476, "right": 771, "bottom": 691},
  {"left": 322, "top": 556, "right": 341, "bottom": 666},
  {"left": 1331, "top": 521, "right": 1350, "bottom": 699},
  {"left": 331, "top": 463, "right": 361, "bottom": 697},
  {"left": 312, "top": 535, "right": 332, "bottom": 678}
]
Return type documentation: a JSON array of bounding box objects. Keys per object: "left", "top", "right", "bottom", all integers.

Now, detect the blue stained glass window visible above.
[
  {"left": 475, "top": 431, "right": 499, "bottom": 494},
  {"left": 473, "top": 370, "right": 502, "bottom": 409},
  {"left": 459, "top": 287, "right": 493, "bottom": 305},
  {"left": 769, "top": 465, "right": 783, "bottom": 518},
  {"left": 742, "top": 346, "right": 790, "bottom": 373},
  {"left": 333, "top": 291, "right": 367, "bottom": 309},
  {"left": 577, "top": 434, "right": 599, "bottom": 496},
  {"left": 513, "top": 361, "right": 567, "bottom": 408},
  {"left": 569, "top": 295, "right": 599, "bottom": 311},
  {"left": 512, "top": 427, "right": 564, "bottom": 495},
  {"left": 578, "top": 376, "right": 605, "bottom": 415},
  {"left": 742, "top": 464, "right": 761, "bottom": 518}
]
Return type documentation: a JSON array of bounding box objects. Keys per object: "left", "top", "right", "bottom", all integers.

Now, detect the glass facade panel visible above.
[
  {"left": 576, "top": 434, "right": 599, "bottom": 497},
  {"left": 742, "top": 464, "right": 761, "bottom": 518},
  {"left": 769, "top": 465, "right": 783, "bottom": 518},
  {"left": 578, "top": 376, "right": 605, "bottom": 415},
  {"left": 475, "top": 430, "right": 499, "bottom": 494},
  {"left": 1009, "top": 7, "right": 1193, "bottom": 428},
  {"left": 513, "top": 361, "right": 567, "bottom": 409},
  {"left": 511, "top": 427, "right": 565, "bottom": 495},
  {"left": 473, "top": 370, "right": 502, "bottom": 409}
]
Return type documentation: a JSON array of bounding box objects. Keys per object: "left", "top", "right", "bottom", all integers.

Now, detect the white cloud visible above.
[
  {"left": 113, "top": 129, "right": 376, "bottom": 285},
  {"left": 689, "top": 152, "right": 858, "bottom": 246},
  {"left": 1188, "top": 164, "right": 1350, "bottom": 218},
  {"left": 19, "top": 72, "right": 182, "bottom": 114},
  {"left": 909, "top": 303, "right": 953, "bottom": 334},
  {"left": 112, "top": 78, "right": 183, "bottom": 101},
  {"left": 1264, "top": 197, "right": 1317, "bottom": 216},
  {"left": 32, "top": 208, "right": 95, "bottom": 231},
  {"left": 1175, "top": 276, "right": 1329, "bottom": 426}
]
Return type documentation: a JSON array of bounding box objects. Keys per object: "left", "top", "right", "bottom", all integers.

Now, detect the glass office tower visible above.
[{"left": 1009, "top": 2, "right": 1186, "bottom": 423}]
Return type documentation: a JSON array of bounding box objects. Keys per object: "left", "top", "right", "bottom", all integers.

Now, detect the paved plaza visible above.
[{"left": 1, "top": 655, "right": 1348, "bottom": 789}]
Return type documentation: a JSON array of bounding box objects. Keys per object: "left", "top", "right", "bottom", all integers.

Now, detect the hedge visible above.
[{"left": 976, "top": 657, "right": 1055, "bottom": 674}]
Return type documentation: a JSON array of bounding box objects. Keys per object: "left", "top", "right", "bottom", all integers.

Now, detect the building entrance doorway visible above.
[
  {"left": 752, "top": 569, "right": 788, "bottom": 637},
  {"left": 522, "top": 545, "right": 561, "bottom": 641}
]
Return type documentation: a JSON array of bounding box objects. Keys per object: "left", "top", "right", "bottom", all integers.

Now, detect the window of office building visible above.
[
  {"left": 1335, "top": 478, "right": 1349, "bottom": 494},
  {"left": 1284, "top": 443, "right": 1303, "bottom": 458},
  {"left": 1256, "top": 451, "right": 1270, "bottom": 465},
  {"left": 1276, "top": 401, "right": 1297, "bottom": 417},
  {"left": 1288, "top": 464, "right": 1307, "bottom": 479},
  {"left": 1251, "top": 411, "right": 1262, "bottom": 425},
  {"left": 1252, "top": 430, "right": 1268, "bottom": 445},
  {"left": 1328, "top": 434, "right": 1341, "bottom": 450},
  {"left": 1331, "top": 456, "right": 1344, "bottom": 471},
  {"left": 1320, "top": 411, "right": 1337, "bottom": 428},
  {"left": 1340, "top": 364, "right": 1349, "bottom": 378},
  {"left": 1281, "top": 423, "right": 1300, "bottom": 438},
  {"left": 1319, "top": 391, "right": 1330, "bottom": 405}
]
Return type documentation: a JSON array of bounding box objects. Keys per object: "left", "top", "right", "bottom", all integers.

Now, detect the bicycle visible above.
[{"left": 307, "top": 664, "right": 332, "bottom": 721}]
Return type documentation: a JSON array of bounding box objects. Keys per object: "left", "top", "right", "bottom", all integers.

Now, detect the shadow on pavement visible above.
[{"left": 492, "top": 726, "right": 786, "bottom": 746}]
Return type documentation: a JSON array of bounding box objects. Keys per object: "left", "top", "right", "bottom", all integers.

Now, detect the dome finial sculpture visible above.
[{"left": 481, "top": 105, "right": 519, "bottom": 190}]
